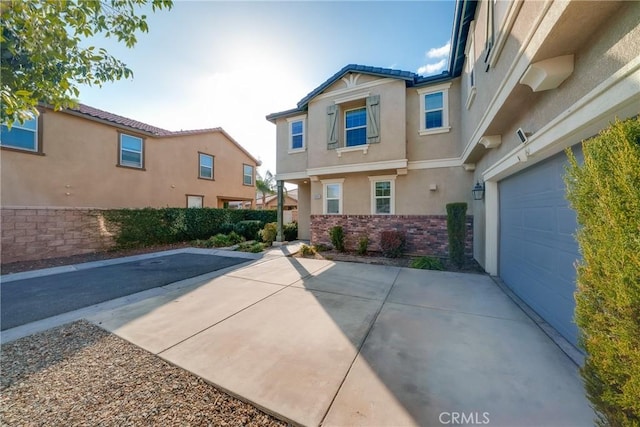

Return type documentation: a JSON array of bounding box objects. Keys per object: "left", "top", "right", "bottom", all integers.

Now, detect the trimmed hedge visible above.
[
  {"left": 446, "top": 202, "right": 467, "bottom": 267},
  {"left": 104, "top": 208, "right": 276, "bottom": 248},
  {"left": 565, "top": 117, "right": 640, "bottom": 426}
]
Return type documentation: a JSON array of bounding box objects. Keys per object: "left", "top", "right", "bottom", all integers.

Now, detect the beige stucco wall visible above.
[
  {"left": 465, "top": 0, "right": 638, "bottom": 269},
  {"left": 1, "top": 109, "right": 258, "bottom": 208},
  {"left": 407, "top": 78, "right": 463, "bottom": 160},
  {"left": 296, "top": 182, "right": 311, "bottom": 240},
  {"left": 306, "top": 78, "right": 407, "bottom": 169},
  {"left": 307, "top": 168, "right": 472, "bottom": 216}
]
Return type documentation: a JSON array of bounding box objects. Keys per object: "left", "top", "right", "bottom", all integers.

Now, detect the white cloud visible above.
[
  {"left": 426, "top": 41, "right": 451, "bottom": 59},
  {"left": 417, "top": 59, "right": 447, "bottom": 75}
]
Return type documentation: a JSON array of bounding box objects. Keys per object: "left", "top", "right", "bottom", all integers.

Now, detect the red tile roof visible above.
[{"left": 70, "top": 104, "right": 222, "bottom": 137}]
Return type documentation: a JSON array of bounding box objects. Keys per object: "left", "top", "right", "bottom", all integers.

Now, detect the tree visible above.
[
  {"left": 256, "top": 170, "right": 277, "bottom": 209},
  {"left": 1, "top": 0, "right": 173, "bottom": 127}
]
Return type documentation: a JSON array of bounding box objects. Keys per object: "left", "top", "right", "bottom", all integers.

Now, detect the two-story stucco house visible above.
[
  {"left": 268, "top": 0, "right": 639, "bottom": 349},
  {"left": 1, "top": 103, "right": 260, "bottom": 209},
  {"left": 1, "top": 104, "right": 261, "bottom": 263}
]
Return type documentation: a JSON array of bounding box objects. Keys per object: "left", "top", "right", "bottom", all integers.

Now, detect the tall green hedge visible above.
[
  {"left": 565, "top": 116, "right": 640, "bottom": 426},
  {"left": 104, "top": 208, "right": 276, "bottom": 248},
  {"left": 446, "top": 202, "right": 467, "bottom": 267}
]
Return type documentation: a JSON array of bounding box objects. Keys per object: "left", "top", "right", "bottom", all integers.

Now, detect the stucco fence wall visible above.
[
  {"left": 310, "top": 214, "right": 473, "bottom": 259},
  {"left": 1, "top": 208, "right": 117, "bottom": 264}
]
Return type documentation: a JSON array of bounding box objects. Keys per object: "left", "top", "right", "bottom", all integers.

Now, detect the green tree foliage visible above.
[
  {"left": 256, "top": 170, "right": 276, "bottom": 207},
  {"left": 446, "top": 202, "right": 467, "bottom": 267},
  {"left": 1, "top": 0, "right": 172, "bottom": 126},
  {"left": 565, "top": 117, "right": 640, "bottom": 426}
]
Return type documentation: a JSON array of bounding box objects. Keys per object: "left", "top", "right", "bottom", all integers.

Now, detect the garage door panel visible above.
[{"left": 499, "top": 148, "right": 581, "bottom": 347}]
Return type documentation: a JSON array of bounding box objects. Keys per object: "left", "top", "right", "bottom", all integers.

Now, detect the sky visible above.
[{"left": 77, "top": 0, "right": 456, "bottom": 178}]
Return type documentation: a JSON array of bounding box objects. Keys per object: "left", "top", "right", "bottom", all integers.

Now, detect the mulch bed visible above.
[
  {"left": 295, "top": 249, "right": 486, "bottom": 274},
  {"left": 1, "top": 321, "right": 287, "bottom": 426}
]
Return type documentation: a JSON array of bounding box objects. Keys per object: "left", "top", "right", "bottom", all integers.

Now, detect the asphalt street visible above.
[{"left": 1, "top": 253, "right": 248, "bottom": 330}]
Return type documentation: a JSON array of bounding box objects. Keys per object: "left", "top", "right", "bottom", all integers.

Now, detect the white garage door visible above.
[{"left": 499, "top": 148, "right": 582, "bottom": 347}]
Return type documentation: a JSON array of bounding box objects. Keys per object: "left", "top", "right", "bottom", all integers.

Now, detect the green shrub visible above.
[
  {"left": 314, "top": 243, "right": 331, "bottom": 252},
  {"left": 283, "top": 222, "right": 298, "bottom": 241},
  {"left": 380, "top": 230, "right": 405, "bottom": 258},
  {"left": 446, "top": 202, "right": 467, "bottom": 267},
  {"left": 410, "top": 256, "right": 444, "bottom": 271},
  {"left": 300, "top": 244, "right": 317, "bottom": 257},
  {"left": 209, "top": 233, "right": 231, "bottom": 248},
  {"left": 219, "top": 222, "right": 235, "bottom": 234},
  {"left": 565, "top": 117, "right": 640, "bottom": 426},
  {"left": 234, "top": 220, "right": 262, "bottom": 241},
  {"left": 260, "top": 222, "right": 278, "bottom": 245},
  {"left": 356, "top": 236, "right": 369, "bottom": 255},
  {"left": 103, "top": 207, "right": 276, "bottom": 248},
  {"left": 329, "top": 226, "right": 345, "bottom": 252},
  {"left": 237, "top": 241, "right": 265, "bottom": 253},
  {"left": 227, "top": 231, "right": 244, "bottom": 245}
]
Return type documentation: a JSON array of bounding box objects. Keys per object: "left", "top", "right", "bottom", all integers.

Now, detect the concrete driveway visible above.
[{"left": 81, "top": 251, "right": 594, "bottom": 426}]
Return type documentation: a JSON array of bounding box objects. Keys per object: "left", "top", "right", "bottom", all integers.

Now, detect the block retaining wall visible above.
[
  {"left": 310, "top": 214, "right": 473, "bottom": 258},
  {"left": 1, "top": 208, "right": 116, "bottom": 264}
]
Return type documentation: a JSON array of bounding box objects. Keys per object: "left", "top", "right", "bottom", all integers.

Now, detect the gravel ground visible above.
[{"left": 1, "top": 320, "right": 288, "bottom": 426}]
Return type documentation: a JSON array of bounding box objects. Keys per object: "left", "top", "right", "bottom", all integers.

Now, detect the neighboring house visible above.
[
  {"left": 267, "top": 0, "right": 640, "bottom": 349},
  {"left": 256, "top": 188, "right": 298, "bottom": 210},
  {"left": 1, "top": 103, "right": 260, "bottom": 209}
]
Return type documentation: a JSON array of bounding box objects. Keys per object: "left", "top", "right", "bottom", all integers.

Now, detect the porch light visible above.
[{"left": 472, "top": 182, "right": 485, "bottom": 200}]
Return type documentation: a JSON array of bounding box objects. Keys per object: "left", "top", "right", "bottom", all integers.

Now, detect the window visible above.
[
  {"left": 288, "top": 116, "right": 306, "bottom": 152},
  {"left": 370, "top": 176, "right": 396, "bottom": 214},
  {"left": 243, "top": 164, "right": 254, "bottom": 186},
  {"left": 199, "top": 153, "right": 214, "bottom": 179},
  {"left": 418, "top": 83, "right": 451, "bottom": 135},
  {"left": 327, "top": 94, "right": 379, "bottom": 150},
  {"left": 345, "top": 107, "right": 367, "bottom": 147},
  {"left": 119, "top": 133, "right": 144, "bottom": 168},
  {"left": 1, "top": 116, "right": 38, "bottom": 152},
  {"left": 187, "top": 195, "right": 203, "bottom": 208},
  {"left": 322, "top": 179, "right": 344, "bottom": 214}
]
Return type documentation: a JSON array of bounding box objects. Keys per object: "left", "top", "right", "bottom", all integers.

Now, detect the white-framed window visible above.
[
  {"left": 1, "top": 115, "right": 38, "bottom": 152},
  {"left": 187, "top": 195, "right": 204, "bottom": 208},
  {"left": 119, "top": 133, "right": 144, "bottom": 168},
  {"left": 287, "top": 115, "right": 306, "bottom": 152},
  {"left": 322, "top": 178, "right": 344, "bottom": 214},
  {"left": 418, "top": 82, "right": 451, "bottom": 135},
  {"left": 199, "top": 153, "right": 214, "bottom": 179},
  {"left": 369, "top": 175, "right": 396, "bottom": 214},
  {"left": 243, "top": 164, "right": 254, "bottom": 186},
  {"left": 344, "top": 107, "right": 367, "bottom": 147}
]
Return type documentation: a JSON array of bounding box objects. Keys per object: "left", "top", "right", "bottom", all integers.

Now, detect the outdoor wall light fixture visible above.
[{"left": 472, "top": 181, "right": 485, "bottom": 200}]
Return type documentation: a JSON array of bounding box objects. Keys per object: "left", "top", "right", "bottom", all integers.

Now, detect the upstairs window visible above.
[
  {"left": 199, "top": 153, "right": 214, "bottom": 180},
  {"left": 243, "top": 164, "right": 254, "bottom": 186},
  {"left": 119, "top": 133, "right": 144, "bottom": 169},
  {"left": 418, "top": 82, "right": 451, "bottom": 135},
  {"left": 345, "top": 107, "right": 367, "bottom": 147},
  {"left": 1, "top": 115, "right": 38, "bottom": 152},
  {"left": 425, "top": 93, "right": 444, "bottom": 128},
  {"left": 288, "top": 116, "right": 306, "bottom": 152}
]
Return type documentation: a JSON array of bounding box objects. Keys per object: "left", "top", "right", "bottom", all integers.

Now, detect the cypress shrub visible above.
[
  {"left": 446, "top": 202, "right": 467, "bottom": 267},
  {"left": 565, "top": 117, "right": 640, "bottom": 426}
]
